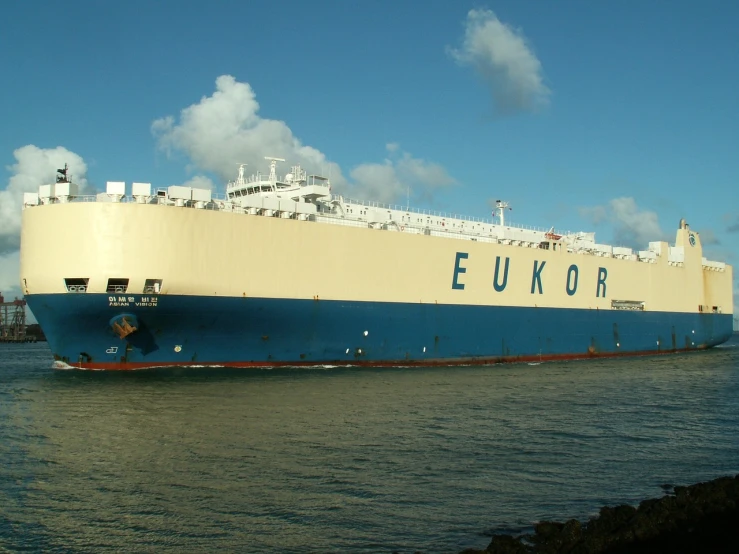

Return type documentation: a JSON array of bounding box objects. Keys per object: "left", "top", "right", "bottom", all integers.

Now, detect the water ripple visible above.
[{"left": 0, "top": 338, "right": 738, "bottom": 552}]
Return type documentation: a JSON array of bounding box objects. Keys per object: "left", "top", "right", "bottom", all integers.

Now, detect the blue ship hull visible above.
[{"left": 26, "top": 293, "right": 733, "bottom": 369}]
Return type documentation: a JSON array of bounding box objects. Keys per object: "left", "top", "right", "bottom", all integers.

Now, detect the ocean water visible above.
[{"left": 1, "top": 337, "right": 738, "bottom": 553}]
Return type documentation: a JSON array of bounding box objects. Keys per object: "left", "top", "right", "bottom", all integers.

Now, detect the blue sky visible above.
[{"left": 1, "top": 0, "right": 737, "bottom": 319}]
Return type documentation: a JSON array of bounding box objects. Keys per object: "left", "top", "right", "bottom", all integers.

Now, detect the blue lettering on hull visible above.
[
  {"left": 597, "top": 267, "right": 608, "bottom": 298},
  {"left": 531, "top": 261, "right": 546, "bottom": 294},
  {"left": 452, "top": 252, "right": 468, "bottom": 290},
  {"left": 493, "top": 256, "right": 510, "bottom": 292},
  {"left": 566, "top": 265, "right": 579, "bottom": 296},
  {"left": 449, "top": 254, "right": 608, "bottom": 300}
]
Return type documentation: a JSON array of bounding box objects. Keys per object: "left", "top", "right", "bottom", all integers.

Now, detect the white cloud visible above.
[
  {"left": 349, "top": 147, "right": 455, "bottom": 204},
  {"left": 151, "top": 75, "right": 343, "bottom": 186},
  {"left": 449, "top": 8, "right": 550, "bottom": 114},
  {"left": 0, "top": 145, "right": 89, "bottom": 255},
  {"left": 349, "top": 163, "right": 403, "bottom": 204},
  {"left": 152, "top": 75, "right": 454, "bottom": 205},
  {"left": 579, "top": 197, "right": 667, "bottom": 248},
  {"left": 579, "top": 205, "right": 608, "bottom": 225},
  {"left": 181, "top": 175, "right": 216, "bottom": 190},
  {"left": 395, "top": 153, "right": 454, "bottom": 191}
]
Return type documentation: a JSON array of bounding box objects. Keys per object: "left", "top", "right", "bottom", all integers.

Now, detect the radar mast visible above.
[{"left": 495, "top": 200, "right": 511, "bottom": 226}]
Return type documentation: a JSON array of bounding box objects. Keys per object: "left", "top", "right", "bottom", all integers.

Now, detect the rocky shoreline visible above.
[{"left": 461, "top": 474, "right": 739, "bottom": 554}]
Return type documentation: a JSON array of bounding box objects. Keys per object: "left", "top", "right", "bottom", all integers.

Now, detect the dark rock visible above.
[
  {"left": 559, "top": 519, "right": 583, "bottom": 551},
  {"left": 486, "top": 534, "right": 531, "bottom": 554},
  {"left": 529, "top": 519, "right": 583, "bottom": 554},
  {"left": 533, "top": 521, "right": 563, "bottom": 540},
  {"left": 464, "top": 474, "right": 739, "bottom": 554}
]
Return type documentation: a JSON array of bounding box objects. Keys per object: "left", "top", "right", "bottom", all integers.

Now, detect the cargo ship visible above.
[{"left": 19, "top": 160, "right": 734, "bottom": 370}]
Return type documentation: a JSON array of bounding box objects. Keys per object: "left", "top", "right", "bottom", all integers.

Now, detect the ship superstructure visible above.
[{"left": 19, "top": 159, "right": 734, "bottom": 369}]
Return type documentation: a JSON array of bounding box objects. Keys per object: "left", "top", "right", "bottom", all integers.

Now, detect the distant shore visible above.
[{"left": 461, "top": 474, "right": 739, "bottom": 554}]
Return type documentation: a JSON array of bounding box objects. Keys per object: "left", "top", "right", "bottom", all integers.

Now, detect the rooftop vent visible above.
[
  {"left": 106, "top": 181, "right": 126, "bottom": 203},
  {"left": 132, "top": 182, "right": 152, "bottom": 204}
]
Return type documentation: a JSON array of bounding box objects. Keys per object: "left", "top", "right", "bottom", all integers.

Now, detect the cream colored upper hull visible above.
[{"left": 19, "top": 202, "right": 733, "bottom": 315}]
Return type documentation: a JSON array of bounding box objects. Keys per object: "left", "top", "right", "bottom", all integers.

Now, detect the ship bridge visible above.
[{"left": 226, "top": 157, "right": 331, "bottom": 206}]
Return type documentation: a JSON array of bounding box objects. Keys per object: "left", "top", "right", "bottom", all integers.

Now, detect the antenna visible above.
[
  {"left": 56, "top": 163, "right": 70, "bottom": 184},
  {"left": 235, "top": 163, "right": 248, "bottom": 185},
  {"left": 264, "top": 157, "right": 285, "bottom": 188},
  {"left": 495, "top": 200, "right": 511, "bottom": 226}
]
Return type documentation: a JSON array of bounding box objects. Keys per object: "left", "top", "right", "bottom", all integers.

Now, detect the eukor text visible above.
[
  {"left": 451, "top": 252, "right": 608, "bottom": 297},
  {"left": 108, "top": 295, "right": 159, "bottom": 307}
]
